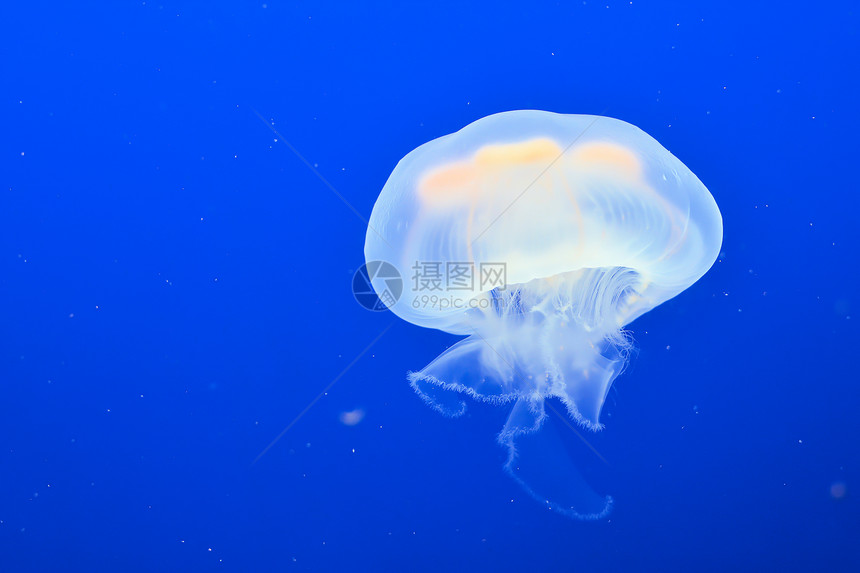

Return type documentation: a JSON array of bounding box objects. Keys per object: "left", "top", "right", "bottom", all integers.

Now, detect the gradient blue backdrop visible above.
[{"left": 2, "top": 1, "right": 858, "bottom": 571}]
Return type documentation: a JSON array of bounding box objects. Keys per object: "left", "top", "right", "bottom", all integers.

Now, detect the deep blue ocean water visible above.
[{"left": 2, "top": 2, "right": 858, "bottom": 571}]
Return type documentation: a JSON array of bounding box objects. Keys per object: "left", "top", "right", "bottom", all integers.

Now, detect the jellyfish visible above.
[{"left": 364, "top": 110, "right": 722, "bottom": 519}]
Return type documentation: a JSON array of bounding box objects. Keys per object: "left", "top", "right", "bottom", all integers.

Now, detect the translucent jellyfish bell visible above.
[{"left": 365, "top": 110, "right": 722, "bottom": 519}]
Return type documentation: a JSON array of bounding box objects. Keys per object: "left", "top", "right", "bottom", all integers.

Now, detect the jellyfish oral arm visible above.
[
  {"left": 407, "top": 266, "right": 637, "bottom": 518},
  {"left": 500, "top": 397, "right": 614, "bottom": 520}
]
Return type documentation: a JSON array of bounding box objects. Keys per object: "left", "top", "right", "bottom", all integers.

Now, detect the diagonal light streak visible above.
[
  {"left": 252, "top": 108, "right": 392, "bottom": 248},
  {"left": 253, "top": 322, "right": 396, "bottom": 464},
  {"left": 544, "top": 400, "right": 610, "bottom": 465}
]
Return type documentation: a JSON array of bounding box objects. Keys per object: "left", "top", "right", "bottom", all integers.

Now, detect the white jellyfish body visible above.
[{"left": 365, "top": 110, "right": 722, "bottom": 519}]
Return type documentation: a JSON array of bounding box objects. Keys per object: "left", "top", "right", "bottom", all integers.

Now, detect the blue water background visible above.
[{"left": 2, "top": 2, "right": 858, "bottom": 571}]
